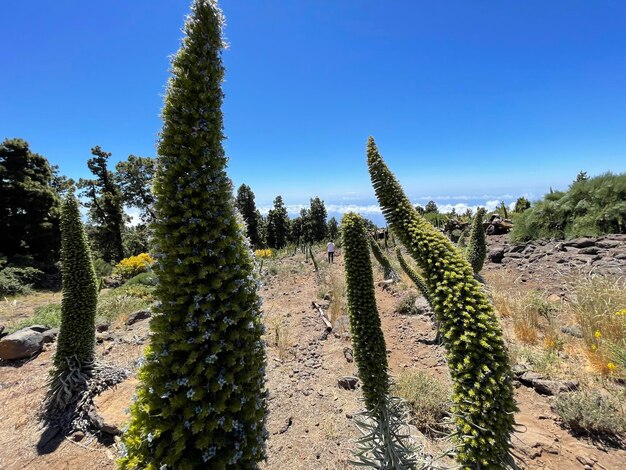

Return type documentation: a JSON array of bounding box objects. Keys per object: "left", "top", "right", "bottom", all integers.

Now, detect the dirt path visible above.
[{"left": 1, "top": 248, "right": 626, "bottom": 469}]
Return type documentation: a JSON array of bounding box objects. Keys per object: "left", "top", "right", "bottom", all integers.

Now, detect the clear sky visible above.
[{"left": 2, "top": 1, "right": 625, "bottom": 224}]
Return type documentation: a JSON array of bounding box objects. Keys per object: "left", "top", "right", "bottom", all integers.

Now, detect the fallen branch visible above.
[{"left": 311, "top": 301, "right": 332, "bottom": 332}]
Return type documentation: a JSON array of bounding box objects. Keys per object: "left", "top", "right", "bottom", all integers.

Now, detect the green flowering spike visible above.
[
  {"left": 367, "top": 137, "right": 516, "bottom": 468},
  {"left": 46, "top": 194, "right": 98, "bottom": 414},
  {"left": 369, "top": 237, "right": 396, "bottom": 280},
  {"left": 119, "top": 1, "right": 267, "bottom": 469},
  {"left": 395, "top": 248, "right": 431, "bottom": 306},
  {"left": 342, "top": 213, "right": 390, "bottom": 412},
  {"left": 466, "top": 207, "right": 487, "bottom": 274}
]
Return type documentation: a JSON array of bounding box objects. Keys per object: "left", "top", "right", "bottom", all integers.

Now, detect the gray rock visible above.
[
  {"left": 488, "top": 247, "right": 505, "bottom": 263},
  {"left": 596, "top": 240, "right": 621, "bottom": 249},
  {"left": 0, "top": 328, "right": 44, "bottom": 360},
  {"left": 509, "top": 244, "right": 526, "bottom": 253},
  {"left": 96, "top": 323, "right": 109, "bottom": 333},
  {"left": 338, "top": 376, "right": 359, "bottom": 390},
  {"left": 564, "top": 238, "right": 596, "bottom": 248},
  {"left": 42, "top": 328, "right": 59, "bottom": 344},
  {"left": 414, "top": 297, "right": 432, "bottom": 316},
  {"left": 532, "top": 379, "right": 578, "bottom": 396},
  {"left": 126, "top": 309, "right": 152, "bottom": 326},
  {"left": 561, "top": 324, "right": 583, "bottom": 338},
  {"left": 27, "top": 324, "right": 50, "bottom": 333},
  {"left": 578, "top": 246, "right": 600, "bottom": 255},
  {"left": 518, "top": 371, "right": 578, "bottom": 395}
]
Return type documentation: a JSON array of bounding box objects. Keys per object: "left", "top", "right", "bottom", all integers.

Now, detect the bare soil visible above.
[{"left": 1, "top": 236, "right": 625, "bottom": 469}]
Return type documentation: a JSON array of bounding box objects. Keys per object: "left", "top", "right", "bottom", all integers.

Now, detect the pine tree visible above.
[
  {"left": 78, "top": 146, "right": 126, "bottom": 263},
  {"left": 119, "top": 2, "right": 267, "bottom": 468},
  {"left": 266, "top": 195, "right": 289, "bottom": 249},
  {"left": 327, "top": 216, "right": 339, "bottom": 241},
  {"left": 367, "top": 137, "right": 516, "bottom": 468},
  {"left": 46, "top": 194, "right": 98, "bottom": 414},
  {"left": 465, "top": 207, "right": 487, "bottom": 274},
  {"left": 235, "top": 184, "right": 262, "bottom": 247},
  {"left": 308, "top": 196, "right": 328, "bottom": 242},
  {"left": 0, "top": 138, "right": 61, "bottom": 264},
  {"left": 115, "top": 155, "right": 157, "bottom": 223}
]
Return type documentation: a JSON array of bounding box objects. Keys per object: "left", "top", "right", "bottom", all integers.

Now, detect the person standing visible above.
[{"left": 327, "top": 240, "right": 335, "bottom": 263}]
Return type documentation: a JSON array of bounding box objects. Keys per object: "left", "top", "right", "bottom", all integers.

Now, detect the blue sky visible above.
[{"left": 2, "top": 1, "right": 626, "bottom": 224}]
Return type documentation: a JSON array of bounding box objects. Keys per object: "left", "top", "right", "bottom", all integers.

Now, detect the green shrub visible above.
[
  {"left": 0, "top": 266, "right": 43, "bottom": 296},
  {"left": 114, "top": 284, "right": 156, "bottom": 301},
  {"left": 511, "top": 172, "right": 626, "bottom": 242},
  {"left": 395, "top": 370, "right": 451, "bottom": 434},
  {"left": 119, "top": 2, "right": 267, "bottom": 468},
  {"left": 367, "top": 137, "right": 516, "bottom": 468},
  {"left": 124, "top": 272, "right": 158, "bottom": 287},
  {"left": 553, "top": 390, "right": 626, "bottom": 438},
  {"left": 13, "top": 303, "right": 62, "bottom": 331},
  {"left": 46, "top": 194, "right": 98, "bottom": 415},
  {"left": 93, "top": 258, "right": 114, "bottom": 278}
]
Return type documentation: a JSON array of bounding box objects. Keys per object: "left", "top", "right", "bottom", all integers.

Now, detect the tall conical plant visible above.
[
  {"left": 119, "top": 1, "right": 267, "bottom": 468},
  {"left": 45, "top": 194, "right": 98, "bottom": 414},
  {"left": 367, "top": 137, "right": 516, "bottom": 468},
  {"left": 369, "top": 237, "right": 396, "bottom": 280},
  {"left": 466, "top": 207, "right": 487, "bottom": 274},
  {"left": 342, "top": 213, "right": 414, "bottom": 468},
  {"left": 395, "top": 248, "right": 431, "bottom": 307},
  {"left": 343, "top": 213, "right": 389, "bottom": 412}
]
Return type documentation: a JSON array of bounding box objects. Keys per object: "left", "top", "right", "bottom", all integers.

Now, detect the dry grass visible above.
[
  {"left": 566, "top": 274, "right": 626, "bottom": 352},
  {"left": 394, "top": 370, "right": 451, "bottom": 435},
  {"left": 324, "top": 268, "right": 347, "bottom": 331},
  {"left": 266, "top": 310, "right": 293, "bottom": 361}
]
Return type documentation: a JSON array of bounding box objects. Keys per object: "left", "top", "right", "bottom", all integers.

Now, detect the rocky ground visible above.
[{"left": 0, "top": 234, "right": 625, "bottom": 469}]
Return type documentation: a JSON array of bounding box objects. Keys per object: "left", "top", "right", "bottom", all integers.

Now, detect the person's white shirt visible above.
[{"left": 327, "top": 242, "right": 335, "bottom": 253}]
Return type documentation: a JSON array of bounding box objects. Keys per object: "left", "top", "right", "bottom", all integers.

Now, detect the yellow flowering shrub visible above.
[
  {"left": 114, "top": 253, "right": 154, "bottom": 279},
  {"left": 254, "top": 249, "right": 275, "bottom": 259}
]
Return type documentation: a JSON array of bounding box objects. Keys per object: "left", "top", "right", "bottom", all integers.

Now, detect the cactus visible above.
[
  {"left": 45, "top": 194, "right": 98, "bottom": 414},
  {"left": 119, "top": 1, "right": 267, "bottom": 468},
  {"left": 369, "top": 237, "right": 397, "bottom": 280},
  {"left": 342, "top": 213, "right": 415, "bottom": 468},
  {"left": 465, "top": 208, "right": 487, "bottom": 274},
  {"left": 367, "top": 137, "right": 516, "bottom": 468},
  {"left": 395, "top": 248, "right": 431, "bottom": 307}
]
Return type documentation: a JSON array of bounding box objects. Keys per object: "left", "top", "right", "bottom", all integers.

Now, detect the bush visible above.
[
  {"left": 12, "top": 303, "right": 62, "bottom": 332},
  {"left": 113, "top": 253, "right": 154, "bottom": 280},
  {"left": 395, "top": 292, "right": 418, "bottom": 315},
  {"left": 395, "top": 370, "right": 451, "bottom": 434},
  {"left": 553, "top": 390, "right": 626, "bottom": 438},
  {"left": 511, "top": 172, "right": 626, "bottom": 242},
  {"left": 96, "top": 293, "right": 151, "bottom": 325},
  {"left": 93, "top": 258, "right": 114, "bottom": 278},
  {"left": 254, "top": 248, "right": 274, "bottom": 259},
  {"left": 124, "top": 272, "right": 158, "bottom": 287},
  {"left": 0, "top": 266, "right": 43, "bottom": 296}
]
